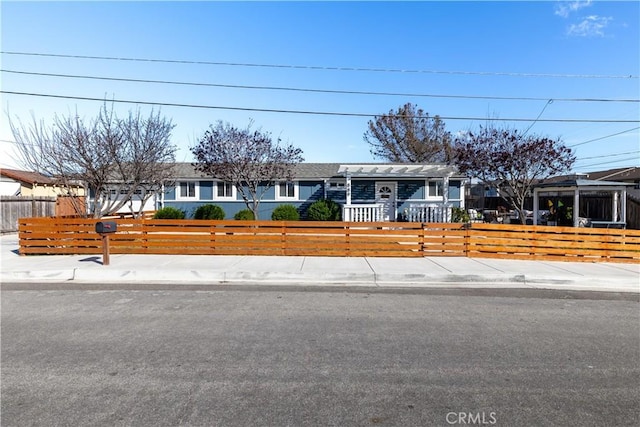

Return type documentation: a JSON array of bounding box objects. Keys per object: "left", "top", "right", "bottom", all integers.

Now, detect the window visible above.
[
  {"left": 277, "top": 181, "right": 297, "bottom": 200},
  {"left": 378, "top": 185, "right": 393, "bottom": 200},
  {"left": 427, "top": 180, "right": 443, "bottom": 198},
  {"left": 178, "top": 181, "right": 197, "bottom": 199},
  {"left": 217, "top": 182, "right": 235, "bottom": 199}
]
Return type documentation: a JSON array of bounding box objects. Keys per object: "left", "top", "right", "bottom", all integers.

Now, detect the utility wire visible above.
[
  {"left": 2, "top": 90, "right": 639, "bottom": 123},
  {"left": 2, "top": 51, "right": 638, "bottom": 79},
  {"left": 1, "top": 137, "right": 636, "bottom": 164},
  {"left": 574, "top": 150, "right": 640, "bottom": 161},
  {"left": 573, "top": 157, "right": 640, "bottom": 169},
  {"left": 569, "top": 127, "right": 640, "bottom": 147},
  {"left": 522, "top": 99, "right": 553, "bottom": 135},
  {"left": 3, "top": 69, "right": 638, "bottom": 103}
]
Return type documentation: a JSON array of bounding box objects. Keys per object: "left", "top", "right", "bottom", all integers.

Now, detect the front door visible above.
[{"left": 375, "top": 182, "right": 396, "bottom": 221}]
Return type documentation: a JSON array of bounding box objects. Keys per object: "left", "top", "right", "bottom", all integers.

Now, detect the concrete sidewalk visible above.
[{"left": 1, "top": 234, "right": 638, "bottom": 292}]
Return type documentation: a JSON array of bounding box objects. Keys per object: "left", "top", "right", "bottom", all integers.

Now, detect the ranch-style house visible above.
[{"left": 150, "top": 162, "right": 467, "bottom": 222}]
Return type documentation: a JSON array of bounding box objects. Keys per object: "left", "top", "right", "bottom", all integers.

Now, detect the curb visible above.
[{"left": 3, "top": 269, "right": 638, "bottom": 293}]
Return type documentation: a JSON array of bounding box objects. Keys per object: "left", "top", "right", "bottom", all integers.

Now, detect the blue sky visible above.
[{"left": 1, "top": 1, "right": 638, "bottom": 173}]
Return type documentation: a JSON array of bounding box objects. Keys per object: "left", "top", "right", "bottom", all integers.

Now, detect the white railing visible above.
[
  {"left": 405, "top": 203, "right": 453, "bottom": 222},
  {"left": 343, "top": 204, "right": 384, "bottom": 222}
]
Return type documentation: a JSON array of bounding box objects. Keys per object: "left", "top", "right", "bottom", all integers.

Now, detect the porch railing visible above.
[
  {"left": 406, "top": 203, "right": 453, "bottom": 222},
  {"left": 343, "top": 204, "right": 383, "bottom": 222}
]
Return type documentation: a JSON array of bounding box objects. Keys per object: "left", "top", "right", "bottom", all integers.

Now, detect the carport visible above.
[{"left": 532, "top": 178, "right": 632, "bottom": 228}]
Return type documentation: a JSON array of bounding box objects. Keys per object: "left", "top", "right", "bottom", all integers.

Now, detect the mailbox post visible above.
[{"left": 95, "top": 221, "right": 117, "bottom": 265}]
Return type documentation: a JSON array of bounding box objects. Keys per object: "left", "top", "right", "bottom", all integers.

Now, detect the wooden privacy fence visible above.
[
  {"left": 1, "top": 196, "right": 86, "bottom": 233},
  {"left": 2, "top": 197, "right": 56, "bottom": 233},
  {"left": 18, "top": 217, "right": 640, "bottom": 263}
]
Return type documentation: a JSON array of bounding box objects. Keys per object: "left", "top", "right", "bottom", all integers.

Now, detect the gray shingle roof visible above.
[{"left": 170, "top": 162, "right": 462, "bottom": 180}]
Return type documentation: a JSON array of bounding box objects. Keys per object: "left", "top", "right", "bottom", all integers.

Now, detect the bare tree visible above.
[
  {"left": 9, "top": 103, "right": 176, "bottom": 218},
  {"left": 364, "top": 102, "right": 452, "bottom": 163},
  {"left": 452, "top": 125, "right": 575, "bottom": 223},
  {"left": 191, "top": 120, "right": 304, "bottom": 220}
]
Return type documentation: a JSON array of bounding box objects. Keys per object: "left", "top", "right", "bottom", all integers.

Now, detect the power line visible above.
[
  {"left": 3, "top": 90, "right": 639, "bottom": 123},
  {"left": 3, "top": 69, "right": 639, "bottom": 103},
  {"left": 574, "top": 150, "right": 640, "bottom": 162},
  {"left": 2, "top": 51, "right": 638, "bottom": 79},
  {"left": 569, "top": 127, "right": 640, "bottom": 147},
  {"left": 3, "top": 135, "right": 636, "bottom": 163},
  {"left": 573, "top": 157, "right": 640, "bottom": 169},
  {"left": 522, "top": 99, "right": 553, "bottom": 135}
]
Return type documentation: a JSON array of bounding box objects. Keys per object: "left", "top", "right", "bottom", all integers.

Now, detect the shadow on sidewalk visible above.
[{"left": 80, "top": 256, "right": 103, "bottom": 265}]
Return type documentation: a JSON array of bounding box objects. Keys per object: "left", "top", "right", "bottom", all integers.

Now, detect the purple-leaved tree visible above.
[
  {"left": 191, "top": 120, "right": 304, "bottom": 220},
  {"left": 452, "top": 125, "right": 575, "bottom": 223}
]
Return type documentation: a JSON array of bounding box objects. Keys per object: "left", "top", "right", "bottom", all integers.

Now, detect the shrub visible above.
[
  {"left": 306, "top": 199, "right": 341, "bottom": 221},
  {"left": 153, "top": 207, "right": 185, "bottom": 219},
  {"left": 271, "top": 204, "right": 300, "bottom": 221},
  {"left": 194, "top": 204, "right": 225, "bottom": 220},
  {"left": 234, "top": 209, "right": 255, "bottom": 220},
  {"left": 451, "top": 207, "right": 470, "bottom": 223}
]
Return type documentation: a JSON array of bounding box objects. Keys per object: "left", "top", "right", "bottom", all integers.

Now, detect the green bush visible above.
[
  {"left": 306, "top": 199, "right": 341, "bottom": 221},
  {"left": 451, "top": 207, "right": 470, "bottom": 223},
  {"left": 271, "top": 204, "right": 300, "bottom": 221},
  {"left": 194, "top": 204, "right": 225, "bottom": 220},
  {"left": 234, "top": 209, "right": 255, "bottom": 220},
  {"left": 153, "top": 207, "right": 185, "bottom": 219}
]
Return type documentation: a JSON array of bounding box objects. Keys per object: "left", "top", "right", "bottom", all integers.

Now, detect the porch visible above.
[
  {"left": 338, "top": 164, "right": 462, "bottom": 223},
  {"left": 343, "top": 203, "right": 453, "bottom": 222}
]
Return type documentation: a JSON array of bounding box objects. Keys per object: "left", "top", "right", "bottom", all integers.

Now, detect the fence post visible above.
[
  {"left": 464, "top": 222, "right": 471, "bottom": 257},
  {"left": 420, "top": 223, "right": 426, "bottom": 257},
  {"left": 210, "top": 222, "right": 216, "bottom": 254},
  {"left": 345, "top": 222, "right": 350, "bottom": 256},
  {"left": 281, "top": 222, "right": 287, "bottom": 256},
  {"left": 141, "top": 216, "right": 149, "bottom": 253}
]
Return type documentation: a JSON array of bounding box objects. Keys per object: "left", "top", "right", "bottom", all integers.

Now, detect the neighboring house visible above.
[
  {"left": 157, "top": 162, "right": 466, "bottom": 221},
  {"left": 87, "top": 186, "right": 156, "bottom": 216},
  {"left": 582, "top": 167, "right": 640, "bottom": 199},
  {"left": 0, "top": 168, "right": 86, "bottom": 197},
  {"left": 0, "top": 168, "right": 87, "bottom": 228}
]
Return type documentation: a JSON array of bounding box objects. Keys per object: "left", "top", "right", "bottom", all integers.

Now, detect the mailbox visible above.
[{"left": 95, "top": 221, "right": 117, "bottom": 234}]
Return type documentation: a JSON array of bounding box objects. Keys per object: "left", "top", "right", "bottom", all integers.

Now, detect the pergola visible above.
[
  {"left": 532, "top": 178, "right": 632, "bottom": 228},
  {"left": 337, "top": 164, "right": 458, "bottom": 205}
]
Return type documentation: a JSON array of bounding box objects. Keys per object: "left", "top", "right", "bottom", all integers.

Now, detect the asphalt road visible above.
[{"left": 2, "top": 286, "right": 639, "bottom": 426}]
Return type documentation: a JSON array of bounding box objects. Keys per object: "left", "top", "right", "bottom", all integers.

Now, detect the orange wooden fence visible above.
[{"left": 18, "top": 217, "right": 640, "bottom": 263}]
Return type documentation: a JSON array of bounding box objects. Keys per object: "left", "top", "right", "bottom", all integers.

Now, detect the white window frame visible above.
[
  {"left": 426, "top": 180, "right": 444, "bottom": 199},
  {"left": 328, "top": 180, "right": 346, "bottom": 189},
  {"left": 276, "top": 181, "right": 298, "bottom": 200},
  {"left": 216, "top": 181, "right": 236, "bottom": 200},
  {"left": 177, "top": 181, "right": 198, "bottom": 200}
]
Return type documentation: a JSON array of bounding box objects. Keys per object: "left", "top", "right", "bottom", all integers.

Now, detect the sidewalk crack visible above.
[{"left": 363, "top": 257, "right": 379, "bottom": 286}]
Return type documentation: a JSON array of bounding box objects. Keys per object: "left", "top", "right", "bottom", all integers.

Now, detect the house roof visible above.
[
  {"left": 586, "top": 167, "right": 640, "bottom": 182},
  {"left": 172, "top": 162, "right": 463, "bottom": 180},
  {"left": 171, "top": 162, "right": 344, "bottom": 179},
  {"left": 534, "top": 178, "right": 633, "bottom": 189},
  {"left": 541, "top": 167, "right": 640, "bottom": 185},
  {"left": 0, "top": 168, "right": 55, "bottom": 185}
]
